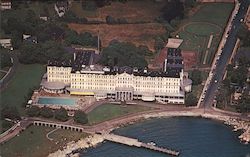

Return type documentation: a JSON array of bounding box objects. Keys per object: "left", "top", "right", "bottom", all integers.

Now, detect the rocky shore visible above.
[
  {"left": 47, "top": 134, "right": 104, "bottom": 157},
  {"left": 142, "top": 111, "right": 250, "bottom": 144},
  {"left": 224, "top": 117, "right": 250, "bottom": 144},
  {"left": 48, "top": 111, "right": 249, "bottom": 157}
]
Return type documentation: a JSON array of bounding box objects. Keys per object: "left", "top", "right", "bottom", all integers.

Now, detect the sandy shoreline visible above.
[{"left": 48, "top": 111, "right": 250, "bottom": 157}]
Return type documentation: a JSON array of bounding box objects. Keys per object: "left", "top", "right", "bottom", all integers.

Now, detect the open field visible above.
[
  {"left": 182, "top": 51, "right": 198, "bottom": 69},
  {"left": 0, "top": 126, "right": 87, "bottom": 157},
  {"left": 87, "top": 103, "right": 152, "bottom": 125},
  {"left": 68, "top": 0, "right": 168, "bottom": 51},
  {"left": 0, "top": 64, "right": 45, "bottom": 115},
  {"left": 176, "top": 3, "right": 234, "bottom": 66},
  {"left": 69, "top": 23, "right": 165, "bottom": 51},
  {"left": 70, "top": 0, "right": 165, "bottom": 22}
]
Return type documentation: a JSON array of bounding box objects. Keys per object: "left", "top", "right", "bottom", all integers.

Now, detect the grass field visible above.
[
  {"left": 0, "top": 126, "right": 88, "bottom": 157},
  {"left": 87, "top": 103, "right": 152, "bottom": 125},
  {"left": 68, "top": 0, "right": 168, "bottom": 51},
  {"left": 70, "top": 0, "right": 165, "bottom": 22},
  {"left": 69, "top": 23, "right": 165, "bottom": 51},
  {"left": 177, "top": 3, "right": 234, "bottom": 66},
  {"left": 0, "top": 64, "right": 45, "bottom": 115}
]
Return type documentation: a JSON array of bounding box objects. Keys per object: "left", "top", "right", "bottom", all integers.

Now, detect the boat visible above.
[{"left": 147, "top": 141, "right": 156, "bottom": 146}]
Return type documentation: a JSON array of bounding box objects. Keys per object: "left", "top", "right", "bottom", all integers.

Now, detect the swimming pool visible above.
[{"left": 38, "top": 97, "right": 76, "bottom": 106}]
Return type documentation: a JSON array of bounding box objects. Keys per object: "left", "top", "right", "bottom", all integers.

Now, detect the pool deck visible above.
[{"left": 31, "top": 90, "right": 97, "bottom": 111}]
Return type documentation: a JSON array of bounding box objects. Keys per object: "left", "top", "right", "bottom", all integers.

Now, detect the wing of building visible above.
[{"left": 44, "top": 47, "right": 192, "bottom": 104}]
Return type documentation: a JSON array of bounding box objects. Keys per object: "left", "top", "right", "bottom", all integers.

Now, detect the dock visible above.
[{"left": 103, "top": 133, "right": 180, "bottom": 156}]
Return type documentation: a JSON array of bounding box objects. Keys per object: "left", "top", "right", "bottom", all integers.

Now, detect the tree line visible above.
[
  {"left": 99, "top": 40, "right": 152, "bottom": 68},
  {"left": 26, "top": 106, "right": 88, "bottom": 124},
  {"left": 0, "top": 48, "right": 12, "bottom": 69}
]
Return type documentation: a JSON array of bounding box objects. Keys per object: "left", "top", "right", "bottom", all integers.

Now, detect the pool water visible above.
[{"left": 38, "top": 97, "right": 76, "bottom": 105}]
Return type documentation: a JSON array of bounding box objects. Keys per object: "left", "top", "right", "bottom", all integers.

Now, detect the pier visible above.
[{"left": 103, "top": 133, "right": 180, "bottom": 156}]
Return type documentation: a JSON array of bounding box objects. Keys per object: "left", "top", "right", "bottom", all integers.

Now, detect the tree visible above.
[
  {"left": 1, "top": 106, "right": 21, "bottom": 120},
  {"left": 117, "top": 18, "right": 128, "bottom": 24},
  {"left": 237, "top": 24, "right": 250, "bottom": 47},
  {"left": 106, "top": 15, "right": 116, "bottom": 24},
  {"left": 1, "top": 120, "right": 13, "bottom": 132},
  {"left": 55, "top": 107, "right": 68, "bottom": 121},
  {"left": 40, "top": 106, "right": 54, "bottom": 118},
  {"left": 154, "top": 36, "right": 165, "bottom": 51},
  {"left": 73, "top": 110, "right": 88, "bottom": 124},
  {"left": 99, "top": 40, "right": 148, "bottom": 68},
  {"left": 65, "top": 30, "right": 98, "bottom": 47},
  {"left": 160, "top": 0, "right": 184, "bottom": 22},
  {"left": 185, "top": 93, "right": 197, "bottom": 106},
  {"left": 18, "top": 40, "right": 72, "bottom": 64},
  {"left": 62, "top": 11, "right": 88, "bottom": 23},
  {"left": 138, "top": 45, "right": 152, "bottom": 56},
  {"left": 82, "top": 0, "right": 97, "bottom": 11},
  {"left": 26, "top": 106, "right": 40, "bottom": 117},
  {"left": 0, "top": 49, "right": 12, "bottom": 69},
  {"left": 184, "top": 0, "right": 196, "bottom": 9},
  {"left": 190, "top": 70, "right": 202, "bottom": 85}
]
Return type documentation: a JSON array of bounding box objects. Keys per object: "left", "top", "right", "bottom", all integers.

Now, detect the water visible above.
[
  {"left": 81, "top": 117, "right": 250, "bottom": 157},
  {"left": 37, "top": 97, "right": 76, "bottom": 105}
]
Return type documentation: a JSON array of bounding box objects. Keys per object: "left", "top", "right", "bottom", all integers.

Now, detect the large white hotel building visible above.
[{"left": 43, "top": 48, "right": 191, "bottom": 104}]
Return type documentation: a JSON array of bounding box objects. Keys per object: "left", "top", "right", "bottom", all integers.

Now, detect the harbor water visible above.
[{"left": 80, "top": 117, "right": 250, "bottom": 157}]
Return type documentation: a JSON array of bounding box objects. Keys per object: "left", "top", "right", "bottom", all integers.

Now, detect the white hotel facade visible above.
[{"left": 44, "top": 49, "right": 191, "bottom": 104}]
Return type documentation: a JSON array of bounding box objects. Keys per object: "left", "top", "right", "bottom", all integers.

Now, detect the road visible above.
[
  {"left": 0, "top": 51, "right": 19, "bottom": 90},
  {"left": 200, "top": 0, "right": 250, "bottom": 109}
]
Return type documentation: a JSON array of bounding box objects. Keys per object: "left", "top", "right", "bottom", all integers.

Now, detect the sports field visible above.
[{"left": 175, "top": 3, "right": 234, "bottom": 66}]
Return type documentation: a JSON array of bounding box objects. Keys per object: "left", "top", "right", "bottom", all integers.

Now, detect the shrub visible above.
[
  {"left": 73, "top": 110, "right": 88, "bottom": 124},
  {"left": 55, "top": 107, "right": 68, "bottom": 121},
  {"left": 26, "top": 106, "right": 40, "bottom": 117},
  {"left": 40, "top": 106, "right": 54, "bottom": 118},
  {"left": 1, "top": 106, "right": 21, "bottom": 120}
]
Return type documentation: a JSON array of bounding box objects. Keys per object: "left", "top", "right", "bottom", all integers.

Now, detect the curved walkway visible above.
[
  {"left": 46, "top": 128, "right": 59, "bottom": 141},
  {"left": 182, "top": 22, "right": 222, "bottom": 37}
]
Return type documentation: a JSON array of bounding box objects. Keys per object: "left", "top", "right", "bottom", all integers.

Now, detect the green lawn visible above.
[
  {"left": 192, "top": 84, "right": 204, "bottom": 99},
  {"left": 87, "top": 103, "right": 152, "bottom": 125},
  {"left": 188, "top": 71, "right": 208, "bottom": 99},
  {"left": 191, "top": 3, "right": 234, "bottom": 27},
  {"left": 178, "top": 3, "right": 234, "bottom": 66},
  {"left": 0, "top": 64, "right": 45, "bottom": 115},
  {"left": 185, "top": 23, "right": 221, "bottom": 36},
  {"left": 0, "top": 125, "right": 88, "bottom": 157}
]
